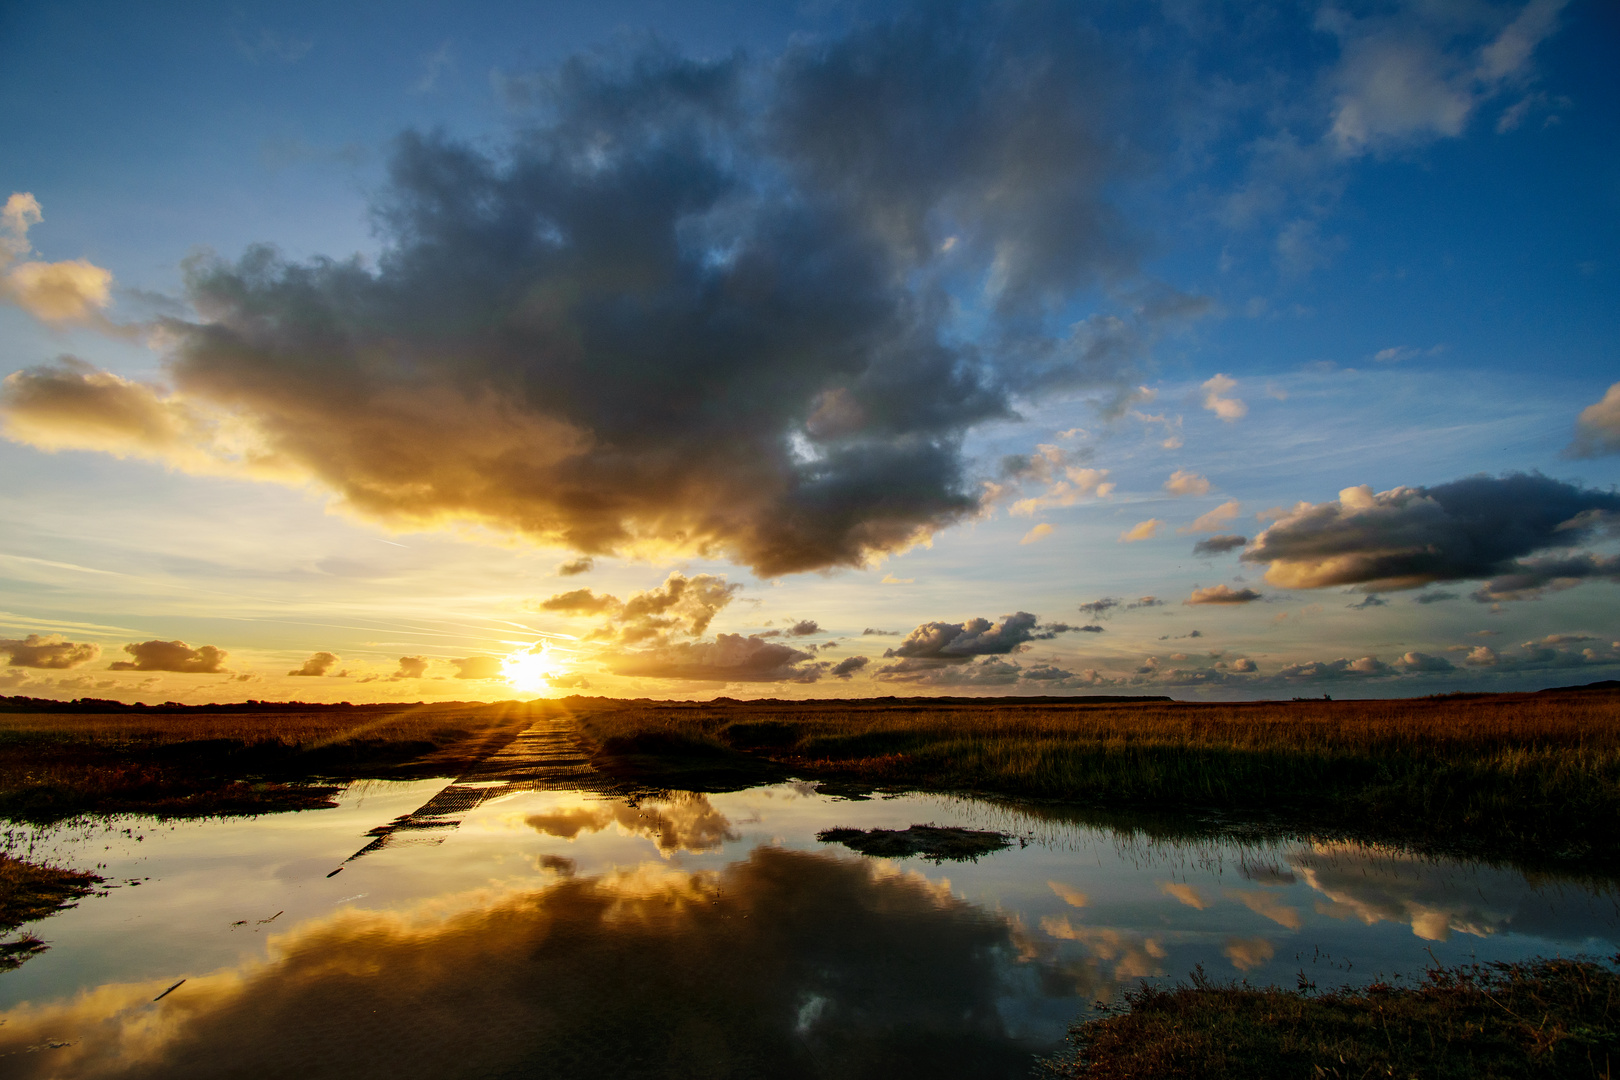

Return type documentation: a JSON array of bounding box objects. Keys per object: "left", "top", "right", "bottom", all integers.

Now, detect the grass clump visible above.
[
  {"left": 0, "top": 853, "right": 103, "bottom": 971},
  {"left": 1058, "top": 957, "right": 1619, "bottom": 1079}
]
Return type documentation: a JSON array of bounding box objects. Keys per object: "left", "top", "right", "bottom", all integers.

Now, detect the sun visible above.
[{"left": 500, "top": 643, "right": 567, "bottom": 693}]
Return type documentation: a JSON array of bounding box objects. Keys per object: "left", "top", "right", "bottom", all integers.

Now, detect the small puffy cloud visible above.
[
  {"left": 884, "top": 612, "right": 1071, "bottom": 665},
  {"left": 288, "top": 651, "right": 342, "bottom": 677},
  {"left": 451, "top": 655, "right": 504, "bottom": 680},
  {"left": 1412, "top": 590, "right": 1458, "bottom": 604},
  {"left": 1163, "top": 470, "right": 1210, "bottom": 497},
  {"left": 110, "top": 640, "right": 229, "bottom": 673},
  {"left": 536, "top": 589, "right": 623, "bottom": 617},
  {"left": 1192, "top": 534, "right": 1247, "bottom": 557},
  {"left": 556, "top": 557, "right": 595, "bottom": 577},
  {"left": 1347, "top": 594, "right": 1387, "bottom": 610},
  {"left": 1529, "top": 633, "right": 1594, "bottom": 646},
  {"left": 880, "top": 573, "right": 914, "bottom": 585},
  {"left": 1020, "top": 523, "right": 1054, "bottom": 545},
  {"left": 0, "top": 193, "right": 117, "bottom": 325},
  {"left": 1182, "top": 500, "right": 1242, "bottom": 534},
  {"left": 1394, "top": 651, "right": 1454, "bottom": 672},
  {"left": 612, "top": 634, "right": 824, "bottom": 682},
  {"left": 861, "top": 627, "right": 897, "bottom": 636},
  {"left": 1244, "top": 474, "right": 1620, "bottom": 598},
  {"left": 1077, "top": 624, "right": 1104, "bottom": 633},
  {"left": 1119, "top": 518, "right": 1162, "bottom": 543},
  {"left": 1564, "top": 382, "right": 1620, "bottom": 458},
  {"left": 785, "top": 619, "right": 820, "bottom": 637},
  {"left": 393, "top": 656, "right": 429, "bottom": 679},
  {"left": 1126, "top": 596, "right": 1163, "bottom": 609},
  {"left": 1275, "top": 655, "right": 1392, "bottom": 681},
  {"left": 1005, "top": 445, "right": 1115, "bottom": 517},
  {"left": 830, "top": 655, "right": 870, "bottom": 679},
  {"left": 1464, "top": 645, "right": 1500, "bottom": 667},
  {"left": 1078, "top": 598, "right": 1119, "bottom": 618},
  {"left": 537, "top": 573, "right": 740, "bottom": 648},
  {"left": 0, "top": 633, "right": 100, "bottom": 669},
  {"left": 1201, "top": 374, "right": 1246, "bottom": 422},
  {"left": 1186, "top": 585, "right": 1262, "bottom": 605},
  {"left": 1230, "top": 657, "right": 1257, "bottom": 673}
]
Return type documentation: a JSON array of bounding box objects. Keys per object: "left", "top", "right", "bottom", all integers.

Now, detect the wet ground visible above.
[{"left": 1, "top": 717, "right": 1616, "bottom": 1078}]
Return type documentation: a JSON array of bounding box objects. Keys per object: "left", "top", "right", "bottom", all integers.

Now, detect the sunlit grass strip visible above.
[
  {"left": 571, "top": 692, "right": 1620, "bottom": 868},
  {"left": 1053, "top": 956, "right": 1619, "bottom": 1079}
]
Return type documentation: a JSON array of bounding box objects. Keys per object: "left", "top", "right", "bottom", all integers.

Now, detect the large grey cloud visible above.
[
  {"left": 0, "top": 5, "right": 1185, "bottom": 578},
  {"left": 1243, "top": 474, "right": 1620, "bottom": 598}
]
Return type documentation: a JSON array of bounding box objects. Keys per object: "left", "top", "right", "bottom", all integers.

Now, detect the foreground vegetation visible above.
[
  {"left": 1049, "top": 957, "right": 1619, "bottom": 1079},
  {"left": 0, "top": 854, "right": 102, "bottom": 970},
  {"left": 0, "top": 700, "right": 540, "bottom": 822},
  {"left": 569, "top": 688, "right": 1620, "bottom": 872}
]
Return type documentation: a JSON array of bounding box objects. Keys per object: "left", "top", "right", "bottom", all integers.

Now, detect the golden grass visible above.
[
  {"left": 0, "top": 701, "right": 547, "bottom": 822},
  {"left": 570, "top": 691, "right": 1620, "bottom": 868}
]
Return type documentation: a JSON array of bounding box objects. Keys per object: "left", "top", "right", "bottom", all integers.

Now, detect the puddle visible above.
[{"left": 1, "top": 778, "right": 1616, "bottom": 1077}]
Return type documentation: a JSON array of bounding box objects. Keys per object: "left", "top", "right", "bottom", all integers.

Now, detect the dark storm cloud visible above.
[
  {"left": 0, "top": 633, "right": 99, "bottom": 669},
  {"left": 108, "top": 640, "right": 228, "bottom": 673},
  {"left": 0, "top": 5, "right": 1181, "bottom": 578},
  {"left": 1244, "top": 474, "right": 1620, "bottom": 598},
  {"left": 883, "top": 611, "right": 1075, "bottom": 665},
  {"left": 1192, "top": 534, "right": 1247, "bottom": 557}
]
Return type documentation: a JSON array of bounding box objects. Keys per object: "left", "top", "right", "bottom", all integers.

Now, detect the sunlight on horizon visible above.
[{"left": 501, "top": 644, "right": 568, "bottom": 693}]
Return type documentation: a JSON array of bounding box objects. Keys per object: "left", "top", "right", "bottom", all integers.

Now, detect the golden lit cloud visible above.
[
  {"left": 1118, "top": 518, "right": 1161, "bottom": 543},
  {"left": 1180, "top": 499, "right": 1241, "bottom": 534}
]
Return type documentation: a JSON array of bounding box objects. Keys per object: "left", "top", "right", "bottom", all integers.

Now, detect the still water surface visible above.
[{"left": 2, "top": 778, "right": 1616, "bottom": 1077}]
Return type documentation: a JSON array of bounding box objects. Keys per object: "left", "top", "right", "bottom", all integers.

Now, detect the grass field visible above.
[
  {"left": 567, "top": 689, "right": 1620, "bottom": 871},
  {"left": 0, "top": 700, "right": 541, "bottom": 822},
  {"left": 1047, "top": 956, "right": 1619, "bottom": 1079}
]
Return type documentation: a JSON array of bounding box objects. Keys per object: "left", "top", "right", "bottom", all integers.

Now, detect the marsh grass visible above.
[
  {"left": 0, "top": 854, "right": 102, "bottom": 970},
  {"left": 568, "top": 691, "right": 1620, "bottom": 869},
  {"left": 1053, "top": 956, "right": 1619, "bottom": 1079},
  {"left": 0, "top": 701, "right": 541, "bottom": 822}
]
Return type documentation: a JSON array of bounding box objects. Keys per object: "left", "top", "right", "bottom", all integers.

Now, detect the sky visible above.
[{"left": 0, "top": 0, "right": 1617, "bottom": 704}]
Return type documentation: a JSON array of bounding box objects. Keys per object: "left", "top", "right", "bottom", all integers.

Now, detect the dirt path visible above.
[{"left": 331, "top": 714, "right": 609, "bottom": 871}]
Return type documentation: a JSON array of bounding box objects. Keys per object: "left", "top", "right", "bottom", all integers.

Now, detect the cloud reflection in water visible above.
[{"left": 0, "top": 847, "right": 1085, "bottom": 1079}]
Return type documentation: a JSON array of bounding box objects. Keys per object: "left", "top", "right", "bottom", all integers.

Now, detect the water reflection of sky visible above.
[{"left": 2, "top": 781, "right": 1616, "bottom": 1077}]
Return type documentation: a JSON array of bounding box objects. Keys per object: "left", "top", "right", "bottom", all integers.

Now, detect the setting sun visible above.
[{"left": 500, "top": 644, "right": 567, "bottom": 693}]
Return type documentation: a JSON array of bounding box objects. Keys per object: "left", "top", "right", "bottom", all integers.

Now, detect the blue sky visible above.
[{"left": 1, "top": 0, "right": 1616, "bottom": 702}]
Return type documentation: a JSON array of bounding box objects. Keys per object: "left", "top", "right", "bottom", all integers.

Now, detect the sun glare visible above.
[{"left": 501, "top": 644, "right": 567, "bottom": 693}]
